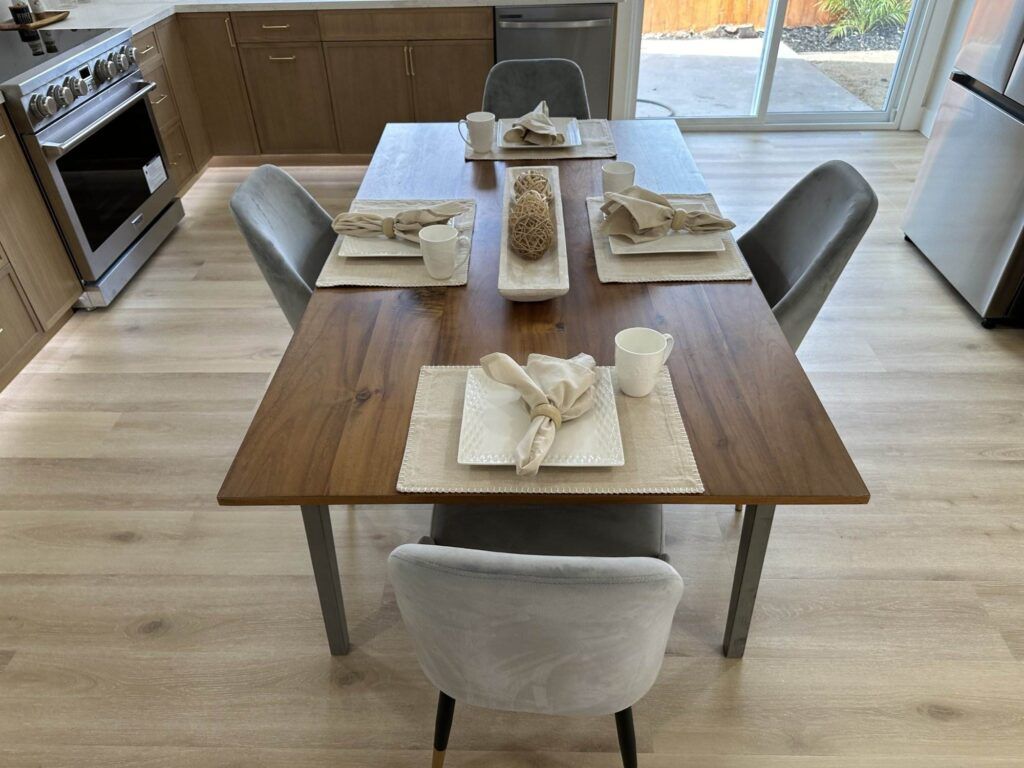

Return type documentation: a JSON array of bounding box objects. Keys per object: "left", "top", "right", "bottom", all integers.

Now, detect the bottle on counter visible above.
[{"left": 9, "top": 0, "right": 34, "bottom": 24}]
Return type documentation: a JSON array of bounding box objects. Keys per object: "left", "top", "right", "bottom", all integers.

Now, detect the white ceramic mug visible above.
[
  {"left": 419, "top": 224, "right": 469, "bottom": 280},
  {"left": 602, "top": 161, "right": 636, "bottom": 195},
  {"left": 614, "top": 327, "right": 674, "bottom": 398},
  {"left": 458, "top": 111, "right": 495, "bottom": 154}
]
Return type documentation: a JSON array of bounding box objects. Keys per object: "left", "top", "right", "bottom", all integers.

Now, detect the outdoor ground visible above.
[{"left": 637, "top": 26, "right": 902, "bottom": 118}]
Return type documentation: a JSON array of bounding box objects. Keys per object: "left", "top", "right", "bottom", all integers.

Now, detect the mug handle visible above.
[
  {"left": 454, "top": 235, "right": 471, "bottom": 268},
  {"left": 661, "top": 333, "right": 675, "bottom": 364},
  {"left": 458, "top": 119, "right": 473, "bottom": 147}
]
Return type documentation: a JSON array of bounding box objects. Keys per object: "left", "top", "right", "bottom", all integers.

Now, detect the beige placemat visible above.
[
  {"left": 466, "top": 120, "right": 617, "bottom": 161},
  {"left": 397, "top": 365, "right": 704, "bottom": 495},
  {"left": 587, "top": 194, "right": 753, "bottom": 283},
  {"left": 317, "top": 199, "right": 476, "bottom": 288}
]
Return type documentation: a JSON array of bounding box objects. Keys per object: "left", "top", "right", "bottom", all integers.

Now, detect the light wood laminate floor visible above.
[{"left": 1, "top": 132, "right": 1023, "bottom": 766}]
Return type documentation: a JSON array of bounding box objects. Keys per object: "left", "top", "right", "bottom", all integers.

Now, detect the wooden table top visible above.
[{"left": 219, "top": 120, "right": 869, "bottom": 507}]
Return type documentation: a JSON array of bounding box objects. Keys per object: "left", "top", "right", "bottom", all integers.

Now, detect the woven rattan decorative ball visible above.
[
  {"left": 513, "top": 171, "right": 553, "bottom": 203},
  {"left": 509, "top": 207, "right": 554, "bottom": 261},
  {"left": 511, "top": 189, "right": 549, "bottom": 218}
]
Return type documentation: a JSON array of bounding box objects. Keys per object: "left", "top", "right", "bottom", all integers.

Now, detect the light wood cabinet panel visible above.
[
  {"left": 231, "top": 11, "right": 320, "bottom": 43},
  {"left": 144, "top": 63, "right": 180, "bottom": 131},
  {"left": 0, "top": 110, "right": 79, "bottom": 329},
  {"left": 409, "top": 40, "right": 493, "bottom": 123},
  {"left": 324, "top": 42, "right": 414, "bottom": 154},
  {"left": 238, "top": 43, "right": 338, "bottom": 154},
  {"left": 0, "top": 268, "right": 41, "bottom": 375},
  {"left": 178, "top": 13, "right": 259, "bottom": 155},
  {"left": 156, "top": 17, "right": 212, "bottom": 171},
  {"left": 131, "top": 27, "right": 161, "bottom": 69},
  {"left": 162, "top": 121, "right": 195, "bottom": 192},
  {"left": 319, "top": 8, "right": 493, "bottom": 41}
]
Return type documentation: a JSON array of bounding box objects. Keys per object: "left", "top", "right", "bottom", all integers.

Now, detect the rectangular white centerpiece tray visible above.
[
  {"left": 498, "top": 166, "right": 569, "bottom": 302},
  {"left": 457, "top": 368, "right": 624, "bottom": 468},
  {"left": 497, "top": 117, "right": 582, "bottom": 149},
  {"left": 607, "top": 198, "right": 726, "bottom": 255}
]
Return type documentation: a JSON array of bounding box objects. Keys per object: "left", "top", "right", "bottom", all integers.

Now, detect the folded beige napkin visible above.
[
  {"left": 503, "top": 100, "right": 565, "bottom": 147},
  {"left": 331, "top": 201, "right": 465, "bottom": 244},
  {"left": 601, "top": 186, "right": 736, "bottom": 244},
  {"left": 479, "top": 352, "right": 597, "bottom": 476}
]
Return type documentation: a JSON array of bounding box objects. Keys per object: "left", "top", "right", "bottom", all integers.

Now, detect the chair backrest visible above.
[
  {"left": 738, "top": 160, "right": 878, "bottom": 349},
  {"left": 229, "top": 165, "right": 335, "bottom": 331},
  {"left": 388, "top": 543, "right": 682, "bottom": 717},
  {"left": 482, "top": 58, "right": 591, "bottom": 119}
]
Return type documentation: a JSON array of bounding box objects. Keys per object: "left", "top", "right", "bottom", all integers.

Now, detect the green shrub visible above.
[{"left": 817, "top": 0, "right": 912, "bottom": 37}]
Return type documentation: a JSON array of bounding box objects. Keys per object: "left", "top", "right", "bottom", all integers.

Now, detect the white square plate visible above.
[
  {"left": 457, "top": 367, "right": 624, "bottom": 467},
  {"left": 607, "top": 200, "right": 726, "bottom": 255},
  {"left": 339, "top": 200, "right": 474, "bottom": 258},
  {"left": 497, "top": 117, "right": 582, "bottom": 149}
]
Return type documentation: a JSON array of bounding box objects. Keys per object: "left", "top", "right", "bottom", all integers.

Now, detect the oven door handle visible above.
[{"left": 40, "top": 81, "right": 157, "bottom": 158}]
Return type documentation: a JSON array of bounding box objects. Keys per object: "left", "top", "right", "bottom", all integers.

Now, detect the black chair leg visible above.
[
  {"left": 614, "top": 707, "right": 638, "bottom": 768},
  {"left": 432, "top": 691, "right": 456, "bottom": 768}
]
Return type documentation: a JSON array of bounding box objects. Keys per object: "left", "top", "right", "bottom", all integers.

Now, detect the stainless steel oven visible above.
[{"left": 2, "top": 27, "right": 184, "bottom": 307}]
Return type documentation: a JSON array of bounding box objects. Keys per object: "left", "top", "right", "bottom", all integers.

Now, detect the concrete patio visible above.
[{"left": 637, "top": 38, "right": 895, "bottom": 118}]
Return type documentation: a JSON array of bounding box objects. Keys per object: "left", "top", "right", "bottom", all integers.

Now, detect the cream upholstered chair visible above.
[
  {"left": 388, "top": 544, "right": 683, "bottom": 768},
  {"left": 482, "top": 58, "right": 591, "bottom": 119},
  {"left": 229, "top": 165, "right": 336, "bottom": 331}
]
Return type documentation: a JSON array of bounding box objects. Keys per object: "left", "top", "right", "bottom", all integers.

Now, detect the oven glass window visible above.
[{"left": 56, "top": 100, "right": 166, "bottom": 250}]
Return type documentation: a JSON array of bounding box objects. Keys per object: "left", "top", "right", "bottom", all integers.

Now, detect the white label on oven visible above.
[{"left": 143, "top": 155, "right": 168, "bottom": 193}]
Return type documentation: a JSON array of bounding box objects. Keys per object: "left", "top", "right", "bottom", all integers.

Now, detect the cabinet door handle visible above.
[
  {"left": 261, "top": 23, "right": 290, "bottom": 29},
  {"left": 138, "top": 45, "right": 155, "bottom": 55},
  {"left": 268, "top": 55, "right": 296, "bottom": 61},
  {"left": 0, "top": 132, "right": 6, "bottom": 140},
  {"left": 408, "top": 46, "right": 415, "bottom": 77},
  {"left": 403, "top": 45, "right": 410, "bottom": 77},
  {"left": 225, "top": 17, "right": 235, "bottom": 48},
  {"left": 151, "top": 94, "right": 168, "bottom": 104}
]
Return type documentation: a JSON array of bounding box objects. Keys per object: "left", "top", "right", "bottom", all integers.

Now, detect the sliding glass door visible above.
[{"left": 636, "top": 0, "right": 929, "bottom": 126}]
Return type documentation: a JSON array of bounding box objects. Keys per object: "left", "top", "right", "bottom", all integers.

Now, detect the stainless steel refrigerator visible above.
[{"left": 903, "top": 2, "right": 1024, "bottom": 326}]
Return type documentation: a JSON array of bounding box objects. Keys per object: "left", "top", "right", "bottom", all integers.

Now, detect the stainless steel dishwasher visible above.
[{"left": 495, "top": 4, "right": 615, "bottom": 118}]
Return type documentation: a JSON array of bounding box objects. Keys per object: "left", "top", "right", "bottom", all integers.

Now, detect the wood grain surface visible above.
[{"left": 218, "top": 120, "right": 868, "bottom": 507}]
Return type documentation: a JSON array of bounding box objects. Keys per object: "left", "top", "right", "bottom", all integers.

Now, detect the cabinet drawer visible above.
[
  {"left": 161, "top": 121, "right": 195, "bottom": 191},
  {"left": 132, "top": 27, "right": 161, "bottom": 69},
  {"left": 232, "top": 12, "right": 320, "bottom": 43},
  {"left": 319, "top": 8, "right": 493, "bottom": 41},
  {"left": 0, "top": 270, "right": 40, "bottom": 373},
  {"left": 145, "top": 64, "right": 180, "bottom": 130}
]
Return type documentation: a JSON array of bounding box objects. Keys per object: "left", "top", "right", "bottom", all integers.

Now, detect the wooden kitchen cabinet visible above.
[
  {"left": 408, "top": 40, "right": 493, "bottom": 123},
  {"left": 239, "top": 43, "right": 338, "bottom": 154},
  {"left": 0, "top": 109, "right": 80, "bottom": 330},
  {"left": 232, "top": 11, "right": 320, "bottom": 43},
  {"left": 155, "top": 16, "right": 212, "bottom": 172},
  {"left": 0, "top": 267, "right": 42, "bottom": 387},
  {"left": 318, "top": 7, "right": 493, "bottom": 41},
  {"left": 179, "top": 13, "right": 259, "bottom": 155},
  {"left": 144, "top": 63, "right": 181, "bottom": 131},
  {"left": 161, "top": 121, "right": 196, "bottom": 191},
  {"left": 324, "top": 42, "right": 415, "bottom": 153}
]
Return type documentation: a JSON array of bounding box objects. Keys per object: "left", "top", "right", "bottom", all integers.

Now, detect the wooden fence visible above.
[{"left": 642, "top": 0, "right": 832, "bottom": 34}]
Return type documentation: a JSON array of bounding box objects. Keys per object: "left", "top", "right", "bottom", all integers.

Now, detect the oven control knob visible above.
[
  {"left": 29, "top": 93, "right": 58, "bottom": 119},
  {"left": 65, "top": 76, "right": 89, "bottom": 97},
  {"left": 49, "top": 84, "right": 74, "bottom": 108},
  {"left": 123, "top": 45, "right": 138, "bottom": 65},
  {"left": 114, "top": 52, "right": 129, "bottom": 72},
  {"left": 94, "top": 58, "right": 114, "bottom": 81}
]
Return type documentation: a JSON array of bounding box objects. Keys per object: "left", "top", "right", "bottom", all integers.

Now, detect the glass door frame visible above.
[{"left": 634, "top": 0, "right": 939, "bottom": 130}]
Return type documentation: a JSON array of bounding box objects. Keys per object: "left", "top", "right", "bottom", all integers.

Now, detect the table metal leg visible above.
[
  {"left": 723, "top": 503, "right": 775, "bottom": 659},
  {"left": 301, "top": 504, "right": 350, "bottom": 655}
]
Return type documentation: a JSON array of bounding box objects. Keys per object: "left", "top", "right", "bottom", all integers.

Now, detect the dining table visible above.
[{"left": 218, "top": 119, "right": 869, "bottom": 659}]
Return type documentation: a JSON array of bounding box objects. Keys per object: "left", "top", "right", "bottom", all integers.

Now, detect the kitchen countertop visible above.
[{"left": 50, "top": 0, "right": 623, "bottom": 35}]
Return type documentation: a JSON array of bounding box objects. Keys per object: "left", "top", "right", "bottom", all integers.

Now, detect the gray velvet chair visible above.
[
  {"left": 482, "top": 58, "right": 591, "bottom": 119},
  {"left": 229, "top": 165, "right": 336, "bottom": 331},
  {"left": 739, "top": 160, "right": 878, "bottom": 350},
  {"left": 388, "top": 544, "right": 683, "bottom": 768},
  {"left": 426, "top": 503, "right": 666, "bottom": 558}
]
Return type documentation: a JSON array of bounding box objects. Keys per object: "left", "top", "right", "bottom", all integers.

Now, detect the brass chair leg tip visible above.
[{"left": 431, "top": 748, "right": 447, "bottom": 768}]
